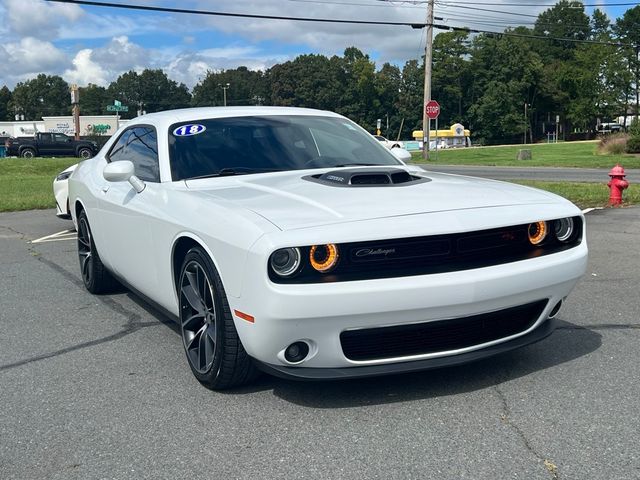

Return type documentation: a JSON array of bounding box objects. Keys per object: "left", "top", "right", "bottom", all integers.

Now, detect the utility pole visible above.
[
  {"left": 70, "top": 84, "right": 80, "bottom": 140},
  {"left": 219, "top": 83, "right": 230, "bottom": 106},
  {"left": 422, "top": 0, "right": 435, "bottom": 161},
  {"left": 523, "top": 102, "right": 527, "bottom": 145}
]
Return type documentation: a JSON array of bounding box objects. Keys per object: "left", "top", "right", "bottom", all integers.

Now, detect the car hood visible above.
[{"left": 185, "top": 168, "right": 562, "bottom": 231}]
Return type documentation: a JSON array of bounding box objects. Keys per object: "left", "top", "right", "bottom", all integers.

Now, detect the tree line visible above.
[{"left": 0, "top": 1, "right": 638, "bottom": 145}]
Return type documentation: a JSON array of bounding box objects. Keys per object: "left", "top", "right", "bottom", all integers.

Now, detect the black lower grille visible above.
[{"left": 340, "top": 300, "right": 548, "bottom": 361}]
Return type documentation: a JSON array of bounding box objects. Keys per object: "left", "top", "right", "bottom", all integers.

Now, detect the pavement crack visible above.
[
  {"left": 0, "top": 252, "right": 170, "bottom": 373},
  {"left": 493, "top": 385, "right": 560, "bottom": 480},
  {"left": 0, "top": 322, "right": 159, "bottom": 373}
]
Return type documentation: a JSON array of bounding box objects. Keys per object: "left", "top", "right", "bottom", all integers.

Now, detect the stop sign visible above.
[{"left": 425, "top": 100, "right": 440, "bottom": 119}]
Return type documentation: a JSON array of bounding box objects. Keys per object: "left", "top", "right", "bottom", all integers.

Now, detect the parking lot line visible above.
[{"left": 31, "top": 229, "right": 77, "bottom": 244}]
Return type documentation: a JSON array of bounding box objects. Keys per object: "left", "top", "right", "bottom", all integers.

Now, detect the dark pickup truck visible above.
[{"left": 4, "top": 133, "right": 99, "bottom": 159}]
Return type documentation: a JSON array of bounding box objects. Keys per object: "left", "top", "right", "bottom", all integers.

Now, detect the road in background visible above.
[
  {"left": 417, "top": 164, "right": 640, "bottom": 183},
  {"left": 1, "top": 209, "right": 639, "bottom": 480}
]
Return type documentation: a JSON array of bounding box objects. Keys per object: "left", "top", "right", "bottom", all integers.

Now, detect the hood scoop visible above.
[{"left": 304, "top": 167, "right": 430, "bottom": 188}]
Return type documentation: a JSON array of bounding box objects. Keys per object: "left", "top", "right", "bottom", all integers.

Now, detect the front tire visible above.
[
  {"left": 178, "top": 247, "right": 257, "bottom": 390},
  {"left": 77, "top": 210, "right": 119, "bottom": 293}
]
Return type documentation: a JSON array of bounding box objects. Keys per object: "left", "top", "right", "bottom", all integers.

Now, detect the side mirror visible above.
[
  {"left": 103, "top": 161, "right": 145, "bottom": 193},
  {"left": 391, "top": 147, "right": 412, "bottom": 162}
]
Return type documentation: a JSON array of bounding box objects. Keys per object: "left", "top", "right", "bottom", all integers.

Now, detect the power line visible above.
[
  {"left": 437, "top": 1, "right": 639, "bottom": 6},
  {"left": 45, "top": 0, "right": 427, "bottom": 27},
  {"left": 45, "top": 0, "right": 638, "bottom": 47},
  {"left": 382, "top": 0, "right": 639, "bottom": 5}
]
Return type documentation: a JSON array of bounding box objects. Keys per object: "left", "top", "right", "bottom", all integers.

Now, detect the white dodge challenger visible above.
[{"left": 68, "top": 107, "right": 588, "bottom": 390}]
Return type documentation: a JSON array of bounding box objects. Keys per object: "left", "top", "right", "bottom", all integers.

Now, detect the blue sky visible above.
[{"left": 0, "top": 0, "right": 636, "bottom": 89}]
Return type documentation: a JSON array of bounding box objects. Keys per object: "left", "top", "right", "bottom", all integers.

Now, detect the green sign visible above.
[{"left": 107, "top": 105, "right": 128, "bottom": 112}]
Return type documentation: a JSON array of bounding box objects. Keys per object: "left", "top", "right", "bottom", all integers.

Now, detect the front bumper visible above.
[
  {"left": 230, "top": 237, "right": 587, "bottom": 377},
  {"left": 256, "top": 317, "right": 556, "bottom": 380}
]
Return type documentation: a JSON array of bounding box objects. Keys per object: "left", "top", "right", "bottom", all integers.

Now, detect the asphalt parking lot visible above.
[{"left": 1, "top": 208, "right": 639, "bottom": 480}]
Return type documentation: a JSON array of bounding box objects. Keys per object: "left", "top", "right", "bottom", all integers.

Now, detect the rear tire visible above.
[
  {"left": 21, "top": 148, "right": 36, "bottom": 158},
  {"left": 78, "top": 148, "right": 93, "bottom": 159},
  {"left": 178, "top": 247, "right": 258, "bottom": 390},
  {"left": 77, "top": 210, "right": 119, "bottom": 294}
]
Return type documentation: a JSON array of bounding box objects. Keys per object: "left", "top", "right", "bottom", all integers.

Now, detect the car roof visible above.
[{"left": 126, "top": 106, "right": 344, "bottom": 131}]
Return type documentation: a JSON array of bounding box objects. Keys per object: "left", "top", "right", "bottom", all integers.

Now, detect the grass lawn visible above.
[
  {"left": 509, "top": 180, "right": 638, "bottom": 209},
  {"left": 411, "top": 141, "right": 640, "bottom": 168},
  {"left": 0, "top": 155, "right": 636, "bottom": 212},
  {"left": 0, "top": 157, "right": 78, "bottom": 212}
]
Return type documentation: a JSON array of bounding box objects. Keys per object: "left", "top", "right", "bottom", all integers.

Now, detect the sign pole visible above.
[
  {"left": 435, "top": 117, "right": 439, "bottom": 163},
  {"left": 422, "top": 0, "right": 435, "bottom": 161}
]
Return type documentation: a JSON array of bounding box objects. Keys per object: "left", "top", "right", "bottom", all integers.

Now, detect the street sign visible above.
[
  {"left": 107, "top": 105, "right": 129, "bottom": 112},
  {"left": 425, "top": 100, "right": 440, "bottom": 119}
]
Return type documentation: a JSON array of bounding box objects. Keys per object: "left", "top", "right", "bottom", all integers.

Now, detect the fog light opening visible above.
[
  {"left": 284, "top": 341, "right": 310, "bottom": 363},
  {"left": 548, "top": 300, "right": 563, "bottom": 319}
]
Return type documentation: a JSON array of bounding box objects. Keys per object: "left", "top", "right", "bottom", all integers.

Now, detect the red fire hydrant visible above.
[{"left": 607, "top": 164, "right": 629, "bottom": 206}]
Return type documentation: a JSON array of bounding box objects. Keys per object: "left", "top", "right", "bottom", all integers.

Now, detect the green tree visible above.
[
  {"left": 533, "top": 1, "right": 591, "bottom": 62},
  {"left": 614, "top": 6, "right": 640, "bottom": 124},
  {"left": 0, "top": 86, "right": 12, "bottom": 121},
  {"left": 79, "top": 84, "right": 109, "bottom": 115},
  {"left": 468, "top": 32, "right": 543, "bottom": 144},
  {"left": 432, "top": 30, "right": 471, "bottom": 127},
  {"left": 107, "top": 69, "right": 191, "bottom": 119},
  {"left": 9, "top": 74, "right": 70, "bottom": 120},
  {"left": 396, "top": 59, "right": 423, "bottom": 139},
  {"left": 267, "top": 53, "right": 343, "bottom": 111},
  {"left": 192, "top": 67, "right": 267, "bottom": 107}
]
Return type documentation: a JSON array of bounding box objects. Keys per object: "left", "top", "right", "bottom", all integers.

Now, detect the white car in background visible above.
[
  {"left": 53, "top": 163, "right": 77, "bottom": 219},
  {"left": 373, "top": 135, "right": 404, "bottom": 149},
  {"left": 68, "top": 106, "right": 587, "bottom": 390}
]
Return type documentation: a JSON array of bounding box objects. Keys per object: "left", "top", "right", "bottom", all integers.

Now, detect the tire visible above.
[
  {"left": 77, "top": 210, "right": 119, "bottom": 294},
  {"left": 21, "top": 148, "right": 36, "bottom": 158},
  {"left": 78, "top": 148, "right": 93, "bottom": 159},
  {"left": 178, "top": 247, "right": 258, "bottom": 390}
]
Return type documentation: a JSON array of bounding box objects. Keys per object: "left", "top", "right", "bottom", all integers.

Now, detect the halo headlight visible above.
[
  {"left": 528, "top": 221, "right": 548, "bottom": 245},
  {"left": 270, "top": 247, "right": 301, "bottom": 277},
  {"left": 553, "top": 217, "right": 574, "bottom": 242},
  {"left": 309, "top": 244, "right": 339, "bottom": 272}
]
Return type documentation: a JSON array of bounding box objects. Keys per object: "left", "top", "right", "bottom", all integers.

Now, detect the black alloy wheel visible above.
[
  {"left": 180, "top": 258, "right": 217, "bottom": 374},
  {"left": 78, "top": 148, "right": 93, "bottom": 159},
  {"left": 178, "top": 247, "right": 258, "bottom": 389},
  {"left": 77, "top": 210, "right": 118, "bottom": 294}
]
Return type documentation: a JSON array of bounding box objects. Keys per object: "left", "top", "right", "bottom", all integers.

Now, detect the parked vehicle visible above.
[
  {"left": 596, "top": 123, "right": 623, "bottom": 134},
  {"left": 69, "top": 106, "right": 587, "bottom": 390},
  {"left": 373, "top": 135, "right": 404, "bottom": 149},
  {"left": 4, "top": 133, "right": 98, "bottom": 159},
  {"left": 53, "top": 163, "right": 78, "bottom": 219}
]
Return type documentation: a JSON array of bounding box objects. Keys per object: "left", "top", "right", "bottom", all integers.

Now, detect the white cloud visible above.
[
  {"left": 3, "top": 0, "right": 83, "bottom": 39},
  {"left": 0, "top": 37, "right": 68, "bottom": 84},
  {"left": 63, "top": 49, "right": 109, "bottom": 86}
]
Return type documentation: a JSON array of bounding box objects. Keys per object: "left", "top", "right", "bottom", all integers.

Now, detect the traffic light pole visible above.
[{"left": 422, "top": 0, "right": 434, "bottom": 161}]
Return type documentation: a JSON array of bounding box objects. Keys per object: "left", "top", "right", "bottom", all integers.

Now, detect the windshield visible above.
[{"left": 168, "top": 115, "right": 401, "bottom": 181}]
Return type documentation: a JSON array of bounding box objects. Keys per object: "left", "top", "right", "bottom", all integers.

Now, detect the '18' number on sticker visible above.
[{"left": 173, "top": 124, "right": 206, "bottom": 137}]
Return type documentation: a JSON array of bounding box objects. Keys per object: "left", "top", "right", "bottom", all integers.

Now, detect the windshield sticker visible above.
[{"left": 173, "top": 124, "right": 206, "bottom": 137}]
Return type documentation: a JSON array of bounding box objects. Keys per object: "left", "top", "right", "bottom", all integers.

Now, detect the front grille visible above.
[
  {"left": 269, "top": 217, "right": 583, "bottom": 284},
  {"left": 340, "top": 300, "right": 548, "bottom": 361}
]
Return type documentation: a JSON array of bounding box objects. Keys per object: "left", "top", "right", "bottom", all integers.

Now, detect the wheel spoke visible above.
[
  {"left": 181, "top": 281, "right": 205, "bottom": 313},
  {"left": 179, "top": 259, "right": 218, "bottom": 374}
]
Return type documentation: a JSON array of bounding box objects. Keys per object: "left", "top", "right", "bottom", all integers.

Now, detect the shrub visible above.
[
  {"left": 598, "top": 133, "right": 628, "bottom": 155},
  {"left": 629, "top": 118, "right": 640, "bottom": 137},
  {"left": 626, "top": 136, "right": 640, "bottom": 154}
]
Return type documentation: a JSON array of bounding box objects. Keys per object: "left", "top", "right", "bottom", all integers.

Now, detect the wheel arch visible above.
[{"left": 171, "top": 233, "right": 227, "bottom": 299}]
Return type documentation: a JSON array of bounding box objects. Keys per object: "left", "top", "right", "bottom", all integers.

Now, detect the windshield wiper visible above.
[{"left": 188, "top": 167, "right": 284, "bottom": 180}]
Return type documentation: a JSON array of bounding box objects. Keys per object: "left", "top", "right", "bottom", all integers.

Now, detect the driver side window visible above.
[{"left": 108, "top": 126, "right": 160, "bottom": 182}]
